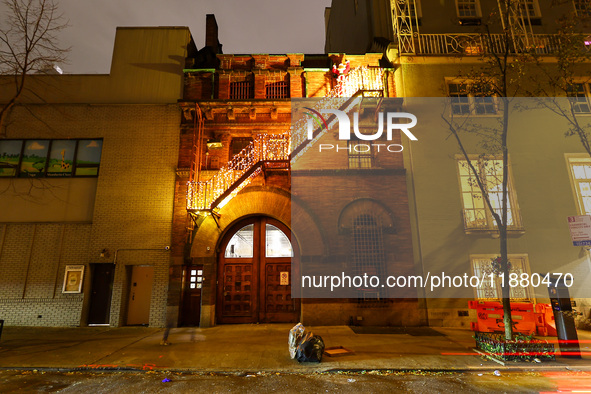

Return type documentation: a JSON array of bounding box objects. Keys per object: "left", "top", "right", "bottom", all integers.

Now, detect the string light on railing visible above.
[{"left": 186, "top": 66, "right": 384, "bottom": 211}]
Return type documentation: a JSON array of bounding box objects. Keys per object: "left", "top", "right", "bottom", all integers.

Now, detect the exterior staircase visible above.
[{"left": 187, "top": 66, "right": 385, "bottom": 212}]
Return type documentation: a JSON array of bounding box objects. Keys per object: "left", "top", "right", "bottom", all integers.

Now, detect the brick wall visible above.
[
  {"left": 0, "top": 223, "right": 91, "bottom": 326},
  {"left": 0, "top": 104, "right": 180, "bottom": 328}
]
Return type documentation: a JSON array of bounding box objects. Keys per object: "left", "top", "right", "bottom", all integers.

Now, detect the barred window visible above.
[
  {"left": 230, "top": 77, "right": 254, "bottom": 99},
  {"left": 266, "top": 75, "right": 290, "bottom": 99},
  {"left": 471, "top": 255, "right": 533, "bottom": 301},
  {"left": 348, "top": 140, "right": 373, "bottom": 169},
  {"left": 352, "top": 214, "right": 386, "bottom": 301}
]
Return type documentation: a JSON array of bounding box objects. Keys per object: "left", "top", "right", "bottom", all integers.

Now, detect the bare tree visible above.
[
  {"left": 442, "top": 0, "right": 541, "bottom": 341},
  {"left": 527, "top": 13, "right": 591, "bottom": 157},
  {"left": 0, "top": 0, "right": 69, "bottom": 137}
]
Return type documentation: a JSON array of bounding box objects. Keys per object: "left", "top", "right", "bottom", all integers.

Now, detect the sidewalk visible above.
[{"left": 0, "top": 325, "right": 589, "bottom": 373}]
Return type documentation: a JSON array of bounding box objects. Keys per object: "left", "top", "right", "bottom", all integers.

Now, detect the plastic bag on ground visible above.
[
  {"left": 295, "top": 332, "right": 325, "bottom": 363},
  {"left": 289, "top": 323, "right": 306, "bottom": 359}
]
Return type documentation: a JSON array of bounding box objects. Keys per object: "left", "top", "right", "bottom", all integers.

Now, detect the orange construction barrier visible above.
[
  {"left": 534, "top": 303, "right": 557, "bottom": 337},
  {"left": 468, "top": 301, "right": 537, "bottom": 335}
]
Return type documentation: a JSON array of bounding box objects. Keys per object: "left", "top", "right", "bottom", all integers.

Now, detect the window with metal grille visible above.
[
  {"left": 352, "top": 214, "right": 386, "bottom": 301},
  {"left": 574, "top": 0, "right": 591, "bottom": 17},
  {"left": 448, "top": 81, "right": 497, "bottom": 115},
  {"left": 456, "top": 0, "right": 480, "bottom": 18},
  {"left": 266, "top": 80, "right": 289, "bottom": 99},
  {"left": 568, "top": 158, "right": 591, "bottom": 215},
  {"left": 471, "top": 255, "right": 533, "bottom": 301},
  {"left": 567, "top": 83, "right": 591, "bottom": 114},
  {"left": 348, "top": 140, "right": 373, "bottom": 169},
  {"left": 457, "top": 158, "right": 521, "bottom": 231},
  {"left": 230, "top": 80, "right": 253, "bottom": 99}
]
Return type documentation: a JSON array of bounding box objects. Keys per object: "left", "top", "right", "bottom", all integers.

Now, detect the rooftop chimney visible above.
[{"left": 205, "top": 14, "right": 222, "bottom": 54}]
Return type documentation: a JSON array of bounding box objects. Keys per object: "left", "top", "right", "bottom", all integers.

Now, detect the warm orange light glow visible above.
[{"left": 187, "top": 66, "right": 385, "bottom": 212}]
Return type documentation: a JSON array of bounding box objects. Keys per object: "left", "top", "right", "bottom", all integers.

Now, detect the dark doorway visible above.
[
  {"left": 180, "top": 265, "right": 203, "bottom": 326},
  {"left": 217, "top": 217, "right": 300, "bottom": 324},
  {"left": 87, "top": 263, "right": 115, "bottom": 325}
]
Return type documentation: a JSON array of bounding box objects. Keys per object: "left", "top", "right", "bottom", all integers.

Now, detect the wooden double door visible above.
[{"left": 217, "top": 217, "right": 299, "bottom": 324}]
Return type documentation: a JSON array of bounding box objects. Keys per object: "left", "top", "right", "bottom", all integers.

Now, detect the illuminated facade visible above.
[
  {"left": 166, "top": 13, "right": 428, "bottom": 327},
  {"left": 0, "top": 27, "right": 192, "bottom": 327},
  {"left": 325, "top": 0, "right": 591, "bottom": 328}
]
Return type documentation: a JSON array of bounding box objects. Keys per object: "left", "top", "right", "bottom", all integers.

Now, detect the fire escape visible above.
[
  {"left": 186, "top": 66, "right": 386, "bottom": 215},
  {"left": 393, "top": 0, "right": 560, "bottom": 56}
]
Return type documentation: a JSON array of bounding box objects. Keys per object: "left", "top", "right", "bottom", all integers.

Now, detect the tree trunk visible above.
[{"left": 500, "top": 227, "right": 513, "bottom": 341}]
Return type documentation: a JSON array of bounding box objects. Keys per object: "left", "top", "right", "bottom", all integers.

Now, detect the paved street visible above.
[
  {"left": 1, "top": 324, "right": 591, "bottom": 392},
  {"left": 2, "top": 369, "right": 591, "bottom": 393}
]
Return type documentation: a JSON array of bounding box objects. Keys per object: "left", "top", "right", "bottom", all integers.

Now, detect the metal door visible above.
[{"left": 126, "top": 266, "right": 153, "bottom": 325}]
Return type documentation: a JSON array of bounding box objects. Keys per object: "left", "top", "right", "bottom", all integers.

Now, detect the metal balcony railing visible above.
[{"left": 401, "top": 33, "right": 582, "bottom": 56}]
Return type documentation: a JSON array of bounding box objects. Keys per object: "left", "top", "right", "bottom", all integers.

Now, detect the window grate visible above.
[
  {"left": 352, "top": 214, "right": 386, "bottom": 302},
  {"left": 230, "top": 81, "right": 253, "bottom": 99},
  {"left": 266, "top": 81, "right": 289, "bottom": 99},
  {"left": 472, "top": 256, "right": 532, "bottom": 301},
  {"left": 348, "top": 141, "right": 374, "bottom": 168}
]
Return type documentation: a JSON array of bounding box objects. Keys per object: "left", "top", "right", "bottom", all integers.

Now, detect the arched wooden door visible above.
[{"left": 217, "top": 217, "right": 300, "bottom": 324}]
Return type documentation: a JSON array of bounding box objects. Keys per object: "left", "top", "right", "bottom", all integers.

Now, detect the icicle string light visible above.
[{"left": 187, "top": 66, "right": 385, "bottom": 211}]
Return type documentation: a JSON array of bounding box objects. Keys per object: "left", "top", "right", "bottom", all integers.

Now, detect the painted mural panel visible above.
[
  {"left": 47, "top": 140, "right": 76, "bottom": 177},
  {"left": 75, "top": 139, "right": 103, "bottom": 176},
  {"left": 19, "top": 140, "right": 49, "bottom": 177},
  {"left": 0, "top": 140, "right": 23, "bottom": 177}
]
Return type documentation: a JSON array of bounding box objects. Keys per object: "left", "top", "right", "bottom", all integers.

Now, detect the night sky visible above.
[{"left": 1, "top": 0, "right": 332, "bottom": 74}]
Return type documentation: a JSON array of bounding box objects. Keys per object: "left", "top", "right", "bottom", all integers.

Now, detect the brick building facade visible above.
[
  {"left": 168, "top": 15, "right": 426, "bottom": 328},
  {"left": 0, "top": 27, "right": 192, "bottom": 327}
]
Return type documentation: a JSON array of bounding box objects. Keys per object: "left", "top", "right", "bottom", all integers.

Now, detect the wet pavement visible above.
[
  {"left": 0, "top": 325, "right": 590, "bottom": 374},
  {"left": 2, "top": 369, "right": 591, "bottom": 393}
]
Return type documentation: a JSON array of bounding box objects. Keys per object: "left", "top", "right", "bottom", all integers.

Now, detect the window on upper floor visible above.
[
  {"left": 456, "top": 0, "right": 481, "bottom": 19},
  {"left": 519, "top": 0, "right": 541, "bottom": 19},
  {"left": 229, "top": 75, "right": 254, "bottom": 100},
  {"left": 567, "top": 82, "right": 591, "bottom": 114},
  {"left": 348, "top": 140, "right": 374, "bottom": 169},
  {"left": 471, "top": 255, "right": 533, "bottom": 301},
  {"left": 568, "top": 157, "right": 591, "bottom": 215},
  {"left": 573, "top": 0, "right": 591, "bottom": 17},
  {"left": 266, "top": 75, "right": 290, "bottom": 99},
  {"left": 0, "top": 139, "right": 103, "bottom": 178},
  {"left": 447, "top": 81, "right": 498, "bottom": 116},
  {"left": 457, "top": 157, "right": 521, "bottom": 231}
]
